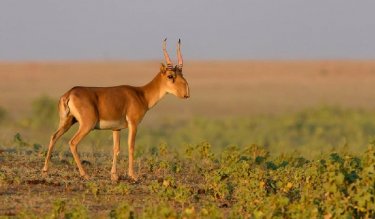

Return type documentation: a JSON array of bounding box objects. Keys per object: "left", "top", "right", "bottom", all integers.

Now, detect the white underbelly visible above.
[{"left": 96, "top": 120, "right": 127, "bottom": 130}]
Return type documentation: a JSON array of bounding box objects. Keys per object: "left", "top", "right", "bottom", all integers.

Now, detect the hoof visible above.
[
  {"left": 128, "top": 174, "right": 138, "bottom": 183},
  {"left": 111, "top": 173, "right": 119, "bottom": 182},
  {"left": 42, "top": 166, "right": 48, "bottom": 173},
  {"left": 81, "top": 174, "right": 90, "bottom": 180},
  {"left": 41, "top": 169, "right": 48, "bottom": 177}
]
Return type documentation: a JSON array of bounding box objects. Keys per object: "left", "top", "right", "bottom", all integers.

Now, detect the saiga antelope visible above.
[{"left": 42, "top": 39, "right": 190, "bottom": 181}]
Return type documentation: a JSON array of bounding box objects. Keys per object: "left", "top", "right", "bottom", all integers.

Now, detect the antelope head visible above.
[{"left": 161, "top": 38, "right": 190, "bottom": 99}]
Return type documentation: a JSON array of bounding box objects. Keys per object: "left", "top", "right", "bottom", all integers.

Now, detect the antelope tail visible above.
[{"left": 59, "top": 96, "right": 70, "bottom": 118}]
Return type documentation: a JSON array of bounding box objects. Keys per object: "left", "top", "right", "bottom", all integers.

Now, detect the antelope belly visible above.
[{"left": 97, "top": 120, "right": 126, "bottom": 130}]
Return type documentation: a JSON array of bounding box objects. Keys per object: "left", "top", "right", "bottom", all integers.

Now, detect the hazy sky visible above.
[{"left": 0, "top": 0, "right": 374, "bottom": 60}]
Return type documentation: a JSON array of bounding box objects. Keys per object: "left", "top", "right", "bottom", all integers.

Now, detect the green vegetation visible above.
[
  {"left": 138, "top": 106, "right": 375, "bottom": 157},
  {"left": 0, "top": 106, "right": 8, "bottom": 124},
  {"left": 3, "top": 96, "right": 375, "bottom": 158},
  {"left": 30, "top": 95, "right": 58, "bottom": 129},
  {"left": 0, "top": 96, "right": 374, "bottom": 218},
  {"left": 0, "top": 143, "right": 373, "bottom": 218}
]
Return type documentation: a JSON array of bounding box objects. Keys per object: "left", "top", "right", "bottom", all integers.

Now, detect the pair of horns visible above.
[{"left": 162, "top": 38, "right": 183, "bottom": 69}]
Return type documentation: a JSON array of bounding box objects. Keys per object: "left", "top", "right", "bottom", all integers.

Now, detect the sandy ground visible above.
[{"left": 1, "top": 60, "right": 375, "bottom": 119}]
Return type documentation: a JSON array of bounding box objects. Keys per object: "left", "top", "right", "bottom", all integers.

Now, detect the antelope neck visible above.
[{"left": 140, "top": 73, "right": 167, "bottom": 109}]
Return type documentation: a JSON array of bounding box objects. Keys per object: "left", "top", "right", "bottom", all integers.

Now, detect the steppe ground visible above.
[{"left": 1, "top": 61, "right": 375, "bottom": 218}]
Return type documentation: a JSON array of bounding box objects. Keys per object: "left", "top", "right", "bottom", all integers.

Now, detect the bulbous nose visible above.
[{"left": 184, "top": 94, "right": 190, "bottom": 99}]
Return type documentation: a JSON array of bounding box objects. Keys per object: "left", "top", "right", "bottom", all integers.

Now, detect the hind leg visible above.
[
  {"left": 64, "top": 94, "right": 98, "bottom": 179},
  {"left": 69, "top": 125, "right": 92, "bottom": 179},
  {"left": 42, "top": 116, "right": 75, "bottom": 172}
]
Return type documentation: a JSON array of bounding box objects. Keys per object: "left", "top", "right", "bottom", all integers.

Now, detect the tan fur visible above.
[{"left": 42, "top": 42, "right": 189, "bottom": 180}]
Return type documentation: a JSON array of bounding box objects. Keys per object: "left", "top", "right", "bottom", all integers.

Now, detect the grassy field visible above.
[{"left": 0, "top": 61, "right": 375, "bottom": 218}]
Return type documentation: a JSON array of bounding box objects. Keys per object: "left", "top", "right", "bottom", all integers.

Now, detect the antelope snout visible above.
[{"left": 184, "top": 83, "right": 190, "bottom": 99}]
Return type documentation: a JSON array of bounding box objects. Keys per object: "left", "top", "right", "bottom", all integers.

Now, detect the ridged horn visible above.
[
  {"left": 177, "top": 38, "right": 183, "bottom": 69},
  {"left": 162, "top": 38, "right": 173, "bottom": 68}
]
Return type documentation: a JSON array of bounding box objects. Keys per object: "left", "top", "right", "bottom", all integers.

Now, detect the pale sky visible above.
[{"left": 0, "top": 0, "right": 374, "bottom": 60}]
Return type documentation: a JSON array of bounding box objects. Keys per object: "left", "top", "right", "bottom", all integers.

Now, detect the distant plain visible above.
[{"left": 1, "top": 60, "right": 375, "bottom": 118}]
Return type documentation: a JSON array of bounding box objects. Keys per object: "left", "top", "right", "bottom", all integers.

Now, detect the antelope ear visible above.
[
  {"left": 175, "top": 65, "right": 182, "bottom": 73},
  {"left": 160, "top": 63, "right": 167, "bottom": 74}
]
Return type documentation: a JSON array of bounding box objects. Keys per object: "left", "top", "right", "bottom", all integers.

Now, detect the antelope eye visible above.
[{"left": 167, "top": 75, "right": 174, "bottom": 79}]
